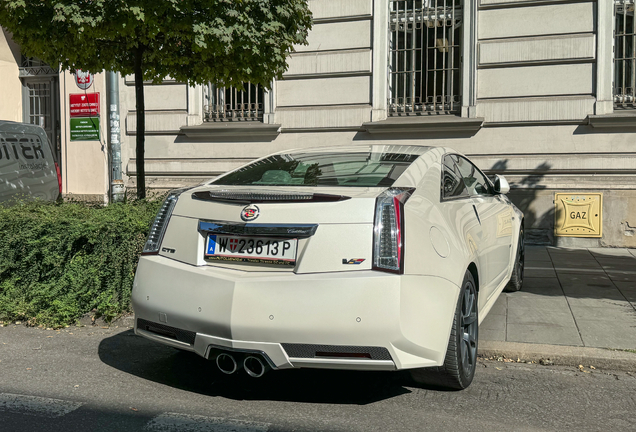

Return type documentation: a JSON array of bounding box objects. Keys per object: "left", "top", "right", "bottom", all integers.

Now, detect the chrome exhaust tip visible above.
[
  {"left": 216, "top": 353, "right": 239, "bottom": 374},
  {"left": 243, "top": 355, "right": 269, "bottom": 378}
]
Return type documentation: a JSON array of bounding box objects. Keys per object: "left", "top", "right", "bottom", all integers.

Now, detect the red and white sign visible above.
[
  {"left": 69, "top": 93, "right": 100, "bottom": 118},
  {"left": 74, "top": 70, "right": 93, "bottom": 90}
]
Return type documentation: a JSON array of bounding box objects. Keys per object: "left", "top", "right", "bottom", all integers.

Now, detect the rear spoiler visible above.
[{"left": 191, "top": 190, "right": 350, "bottom": 205}]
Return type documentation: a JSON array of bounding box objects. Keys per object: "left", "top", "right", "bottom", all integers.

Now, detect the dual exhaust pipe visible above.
[{"left": 215, "top": 352, "right": 270, "bottom": 378}]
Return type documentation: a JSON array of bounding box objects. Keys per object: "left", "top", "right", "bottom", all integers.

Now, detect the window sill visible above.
[
  {"left": 588, "top": 112, "right": 636, "bottom": 129},
  {"left": 362, "top": 115, "right": 484, "bottom": 134},
  {"left": 180, "top": 122, "right": 281, "bottom": 140}
]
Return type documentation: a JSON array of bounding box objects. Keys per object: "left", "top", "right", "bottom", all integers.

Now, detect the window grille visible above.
[
  {"left": 204, "top": 83, "right": 264, "bottom": 121},
  {"left": 615, "top": 0, "right": 635, "bottom": 109},
  {"left": 27, "top": 82, "right": 53, "bottom": 143},
  {"left": 18, "top": 55, "right": 58, "bottom": 77},
  {"left": 388, "top": 0, "right": 462, "bottom": 115},
  {"left": 21, "top": 56, "right": 48, "bottom": 68}
]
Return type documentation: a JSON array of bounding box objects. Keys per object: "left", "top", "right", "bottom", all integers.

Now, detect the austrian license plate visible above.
[{"left": 205, "top": 235, "right": 298, "bottom": 266}]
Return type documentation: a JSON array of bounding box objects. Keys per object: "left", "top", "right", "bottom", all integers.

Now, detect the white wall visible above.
[
  {"left": 0, "top": 28, "right": 22, "bottom": 121},
  {"left": 59, "top": 71, "right": 109, "bottom": 201}
]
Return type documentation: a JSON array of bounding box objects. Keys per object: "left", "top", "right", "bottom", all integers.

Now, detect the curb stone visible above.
[
  {"left": 74, "top": 313, "right": 135, "bottom": 328},
  {"left": 479, "top": 340, "right": 636, "bottom": 372},
  {"left": 110, "top": 313, "right": 135, "bottom": 328}
]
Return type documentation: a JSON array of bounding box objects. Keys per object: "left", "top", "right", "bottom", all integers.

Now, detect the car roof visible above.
[
  {"left": 0, "top": 120, "right": 46, "bottom": 134},
  {"left": 272, "top": 144, "right": 447, "bottom": 157}
]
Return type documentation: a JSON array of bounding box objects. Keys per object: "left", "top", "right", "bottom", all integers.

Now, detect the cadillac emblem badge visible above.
[{"left": 241, "top": 204, "right": 260, "bottom": 221}]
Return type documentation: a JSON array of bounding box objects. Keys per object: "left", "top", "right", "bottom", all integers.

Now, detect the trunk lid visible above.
[{"left": 160, "top": 185, "right": 383, "bottom": 274}]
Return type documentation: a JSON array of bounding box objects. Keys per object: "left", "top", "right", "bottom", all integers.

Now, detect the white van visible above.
[{"left": 0, "top": 120, "right": 61, "bottom": 202}]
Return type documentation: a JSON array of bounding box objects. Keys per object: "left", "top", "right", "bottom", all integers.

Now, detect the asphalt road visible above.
[{"left": 1, "top": 325, "right": 635, "bottom": 432}]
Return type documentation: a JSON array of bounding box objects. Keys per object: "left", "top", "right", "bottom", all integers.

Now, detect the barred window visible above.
[
  {"left": 615, "top": 0, "right": 635, "bottom": 109},
  {"left": 26, "top": 82, "right": 52, "bottom": 130},
  {"left": 204, "top": 83, "right": 264, "bottom": 121},
  {"left": 389, "top": 0, "right": 462, "bottom": 116}
]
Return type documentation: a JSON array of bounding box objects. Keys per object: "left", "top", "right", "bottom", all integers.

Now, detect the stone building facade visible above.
[{"left": 1, "top": 1, "right": 635, "bottom": 247}]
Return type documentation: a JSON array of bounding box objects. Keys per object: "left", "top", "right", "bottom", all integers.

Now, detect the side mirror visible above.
[{"left": 493, "top": 175, "right": 510, "bottom": 194}]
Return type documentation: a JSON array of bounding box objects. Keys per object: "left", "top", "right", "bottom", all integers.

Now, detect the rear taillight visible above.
[
  {"left": 142, "top": 187, "right": 192, "bottom": 255},
  {"left": 373, "top": 188, "right": 414, "bottom": 274},
  {"left": 54, "top": 162, "right": 62, "bottom": 195}
]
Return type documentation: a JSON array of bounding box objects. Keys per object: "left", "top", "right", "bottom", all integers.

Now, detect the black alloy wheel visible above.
[
  {"left": 411, "top": 270, "right": 478, "bottom": 390},
  {"left": 459, "top": 275, "right": 478, "bottom": 381}
]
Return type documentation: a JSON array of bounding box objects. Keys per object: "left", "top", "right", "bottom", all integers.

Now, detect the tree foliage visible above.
[
  {"left": 0, "top": 0, "right": 312, "bottom": 197},
  {"left": 0, "top": 0, "right": 311, "bottom": 86}
]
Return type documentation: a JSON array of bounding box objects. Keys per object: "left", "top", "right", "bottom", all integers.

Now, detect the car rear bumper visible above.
[{"left": 132, "top": 255, "right": 460, "bottom": 371}]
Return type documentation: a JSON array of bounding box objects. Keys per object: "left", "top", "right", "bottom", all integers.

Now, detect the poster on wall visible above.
[{"left": 69, "top": 93, "right": 100, "bottom": 141}]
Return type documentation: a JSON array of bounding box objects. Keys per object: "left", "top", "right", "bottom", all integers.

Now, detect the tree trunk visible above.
[{"left": 134, "top": 48, "right": 146, "bottom": 199}]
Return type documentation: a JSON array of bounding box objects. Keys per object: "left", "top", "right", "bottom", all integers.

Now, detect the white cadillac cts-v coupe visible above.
[{"left": 132, "top": 145, "right": 524, "bottom": 389}]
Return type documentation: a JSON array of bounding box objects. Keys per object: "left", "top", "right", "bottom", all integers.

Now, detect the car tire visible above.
[
  {"left": 410, "top": 270, "right": 478, "bottom": 390},
  {"left": 504, "top": 226, "right": 524, "bottom": 292}
]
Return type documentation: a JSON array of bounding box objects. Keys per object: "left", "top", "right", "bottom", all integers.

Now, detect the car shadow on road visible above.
[{"left": 97, "top": 330, "right": 429, "bottom": 404}]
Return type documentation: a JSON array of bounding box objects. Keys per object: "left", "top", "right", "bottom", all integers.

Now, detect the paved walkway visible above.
[{"left": 481, "top": 246, "right": 636, "bottom": 350}]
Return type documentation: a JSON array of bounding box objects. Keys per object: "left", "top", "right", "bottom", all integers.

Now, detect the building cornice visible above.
[
  {"left": 588, "top": 113, "right": 636, "bottom": 128},
  {"left": 362, "top": 116, "right": 484, "bottom": 134},
  {"left": 180, "top": 122, "right": 281, "bottom": 140}
]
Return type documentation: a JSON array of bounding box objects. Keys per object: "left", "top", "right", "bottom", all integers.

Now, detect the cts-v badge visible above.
[
  {"left": 241, "top": 204, "right": 260, "bottom": 221},
  {"left": 343, "top": 258, "right": 366, "bottom": 265}
]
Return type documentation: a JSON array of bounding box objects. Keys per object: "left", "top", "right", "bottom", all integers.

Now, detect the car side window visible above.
[
  {"left": 452, "top": 155, "right": 494, "bottom": 197},
  {"left": 442, "top": 155, "right": 469, "bottom": 199}
]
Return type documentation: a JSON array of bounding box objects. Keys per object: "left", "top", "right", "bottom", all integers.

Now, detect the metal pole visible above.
[{"left": 107, "top": 70, "right": 124, "bottom": 203}]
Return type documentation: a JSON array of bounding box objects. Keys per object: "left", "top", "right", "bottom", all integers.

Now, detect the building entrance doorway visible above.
[{"left": 19, "top": 57, "right": 61, "bottom": 163}]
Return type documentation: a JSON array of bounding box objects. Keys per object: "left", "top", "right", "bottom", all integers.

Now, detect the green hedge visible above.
[{"left": 0, "top": 198, "right": 163, "bottom": 327}]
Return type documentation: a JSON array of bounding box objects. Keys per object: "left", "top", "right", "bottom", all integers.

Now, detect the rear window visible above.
[{"left": 213, "top": 152, "right": 420, "bottom": 187}]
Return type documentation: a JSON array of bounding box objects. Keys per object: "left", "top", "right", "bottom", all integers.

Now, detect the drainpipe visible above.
[{"left": 107, "top": 71, "right": 124, "bottom": 202}]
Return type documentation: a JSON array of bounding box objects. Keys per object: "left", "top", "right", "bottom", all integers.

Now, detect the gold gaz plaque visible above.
[{"left": 554, "top": 193, "right": 603, "bottom": 238}]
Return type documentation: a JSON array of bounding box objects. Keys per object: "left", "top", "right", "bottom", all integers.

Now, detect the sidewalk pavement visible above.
[{"left": 479, "top": 246, "right": 636, "bottom": 369}]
